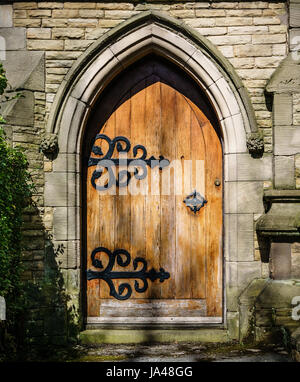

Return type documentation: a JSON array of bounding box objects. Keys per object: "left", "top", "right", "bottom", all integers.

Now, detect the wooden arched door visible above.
[{"left": 84, "top": 57, "right": 223, "bottom": 325}]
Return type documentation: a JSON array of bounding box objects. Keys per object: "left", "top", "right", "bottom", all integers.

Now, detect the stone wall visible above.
[
  {"left": 1, "top": 0, "right": 300, "bottom": 346},
  {"left": 6, "top": 0, "right": 289, "bottom": 279},
  {"left": 12, "top": 1, "right": 288, "bottom": 155}
]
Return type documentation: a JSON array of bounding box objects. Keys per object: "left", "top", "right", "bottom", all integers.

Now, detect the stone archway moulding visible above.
[
  {"left": 44, "top": 11, "right": 263, "bottom": 330},
  {"left": 47, "top": 10, "right": 257, "bottom": 157}
]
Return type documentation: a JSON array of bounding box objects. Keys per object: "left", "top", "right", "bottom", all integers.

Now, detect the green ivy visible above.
[
  {"left": 0, "top": 129, "right": 32, "bottom": 296},
  {"left": 0, "top": 63, "right": 33, "bottom": 358}
]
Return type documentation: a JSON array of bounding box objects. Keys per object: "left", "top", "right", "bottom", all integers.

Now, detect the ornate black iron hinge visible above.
[
  {"left": 86, "top": 247, "right": 170, "bottom": 300},
  {"left": 88, "top": 134, "right": 170, "bottom": 190},
  {"left": 183, "top": 190, "right": 207, "bottom": 214}
]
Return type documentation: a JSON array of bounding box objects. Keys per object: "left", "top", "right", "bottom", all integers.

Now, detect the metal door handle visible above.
[
  {"left": 183, "top": 190, "right": 207, "bottom": 214},
  {"left": 214, "top": 178, "right": 221, "bottom": 187}
]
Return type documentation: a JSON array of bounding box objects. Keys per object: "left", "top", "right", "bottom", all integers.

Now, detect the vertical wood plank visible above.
[
  {"left": 190, "top": 105, "right": 206, "bottom": 299},
  {"left": 175, "top": 92, "right": 192, "bottom": 299},
  {"left": 130, "top": 81, "right": 147, "bottom": 299},
  {"left": 160, "top": 82, "right": 176, "bottom": 299},
  {"left": 86, "top": 164, "right": 100, "bottom": 316},
  {"left": 114, "top": 94, "right": 132, "bottom": 298},
  {"left": 145, "top": 77, "right": 162, "bottom": 299},
  {"left": 202, "top": 119, "right": 223, "bottom": 316},
  {"left": 98, "top": 114, "right": 116, "bottom": 299}
]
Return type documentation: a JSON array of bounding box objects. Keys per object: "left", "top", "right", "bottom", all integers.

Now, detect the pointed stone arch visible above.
[
  {"left": 45, "top": 11, "right": 265, "bottom": 335},
  {"left": 47, "top": 10, "right": 257, "bottom": 156}
]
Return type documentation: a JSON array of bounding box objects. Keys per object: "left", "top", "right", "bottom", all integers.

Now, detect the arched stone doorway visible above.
[
  {"left": 83, "top": 56, "right": 223, "bottom": 325},
  {"left": 45, "top": 11, "right": 259, "bottom": 337}
]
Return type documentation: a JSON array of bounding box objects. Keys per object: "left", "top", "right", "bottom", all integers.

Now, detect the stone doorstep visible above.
[{"left": 79, "top": 328, "right": 229, "bottom": 345}]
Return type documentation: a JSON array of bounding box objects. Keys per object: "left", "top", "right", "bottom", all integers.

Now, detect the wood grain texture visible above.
[{"left": 86, "top": 60, "right": 223, "bottom": 320}]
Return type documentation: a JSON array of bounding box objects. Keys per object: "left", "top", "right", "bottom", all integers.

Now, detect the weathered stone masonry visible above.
[{"left": 0, "top": 1, "right": 300, "bottom": 348}]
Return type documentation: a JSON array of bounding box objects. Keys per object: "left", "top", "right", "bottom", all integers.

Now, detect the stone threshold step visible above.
[{"left": 79, "top": 329, "right": 229, "bottom": 344}]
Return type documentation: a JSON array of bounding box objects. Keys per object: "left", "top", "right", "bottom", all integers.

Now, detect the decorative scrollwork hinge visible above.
[
  {"left": 183, "top": 190, "right": 207, "bottom": 214},
  {"left": 88, "top": 134, "right": 170, "bottom": 190},
  {"left": 87, "top": 247, "right": 170, "bottom": 300}
]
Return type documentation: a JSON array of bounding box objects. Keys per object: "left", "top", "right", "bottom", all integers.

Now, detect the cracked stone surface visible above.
[{"left": 71, "top": 342, "right": 294, "bottom": 362}]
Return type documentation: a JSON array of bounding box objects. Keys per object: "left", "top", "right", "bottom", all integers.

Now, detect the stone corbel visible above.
[
  {"left": 40, "top": 133, "right": 59, "bottom": 159},
  {"left": 246, "top": 132, "right": 264, "bottom": 158}
]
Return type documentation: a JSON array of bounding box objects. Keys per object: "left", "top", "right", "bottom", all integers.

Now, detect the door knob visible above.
[
  {"left": 214, "top": 178, "right": 221, "bottom": 187},
  {"left": 183, "top": 190, "right": 207, "bottom": 214}
]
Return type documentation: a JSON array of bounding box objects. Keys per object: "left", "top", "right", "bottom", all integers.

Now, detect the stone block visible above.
[
  {"left": 253, "top": 16, "right": 281, "bottom": 25},
  {"left": 67, "top": 18, "right": 98, "bottom": 28},
  {"left": 252, "top": 34, "right": 286, "bottom": 44},
  {"left": 62, "top": 269, "right": 80, "bottom": 294},
  {"left": 215, "top": 17, "right": 253, "bottom": 26},
  {"left": 234, "top": 44, "right": 272, "bottom": 57},
  {"left": 290, "top": 0, "right": 300, "bottom": 28},
  {"left": 228, "top": 25, "right": 268, "bottom": 34},
  {"left": 27, "top": 39, "right": 64, "bottom": 50},
  {"left": 229, "top": 57, "right": 254, "bottom": 69},
  {"left": 208, "top": 34, "right": 251, "bottom": 46},
  {"left": 225, "top": 214, "right": 254, "bottom": 262},
  {"left": 274, "top": 126, "right": 300, "bottom": 155},
  {"left": 274, "top": 156, "right": 295, "bottom": 189},
  {"left": 45, "top": 172, "right": 67, "bottom": 206},
  {"left": 227, "top": 311, "right": 239, "bottom": 340},
  {"left": 238, "top": 2, "right": 268, "bottom": 9},
  {"left": 38, "top": 2, "right": 64, "bottom": 9},
  {"left": 4, "top": 90, "right": 34, "bottom": 126},
  {"left": 274, "top": 93, "right": 293, "bottom": 126},
  {"left": 27, "top": 9, "right": 51, "bottom": 17},
  {"left": 237, "top": 68, "right": 275, "bottom": 80},
  {"left": 79, "top": 328, "right": 229, "bottom": 344},
  {"left": 27, "top": 27, "right": 51, "bottom": 39},
  {"left": 96, "top": 3, "right": 134, "bottom": 10},
  {"left": 52, "top": 27, "right": 85, "bottom": 39},
  {"left": 226, "top": 286, "right": 239, "bottom": 311},
  {"left": 0, "top": 5, "right": 13, "bottom": 27},
  {"left": 270, "top": 243, "right": 291, "bottom": 280},
  {"left": 13, "top": 2, "right": 38, "bottom": 10},
  {"left": 53, "top": 153, "right": 78, "bottom": 173},
  {"left": 14, "top": 18, "right": 41, "bottom": 27},
  {"left": 67, "top": 207, "right": 79, "bottom": 240},
  {"left": 237, "top": 262, "right": 262, "bottom": 292},
  {"left": 52, "top": 9, "right": 79, "bottom": 18},
  {"left": 42, "top": 18, "right": 68, "bottom": 27},
  {"left": 0, "top": 27, "right": 25, "bottom": 50},
  {"left": 290, "top": 28, "right": 300, "bottom": 52},
  {"left": 225, "top": 153, "right": 272, "bottom": 182},
  {"left": 65, "top": 40, "right": 93, "bottom": 51},
  {"left": 79, "top": 9, "right": 104, "bottom": 18},
  {"left": 53, "top": 207, "right": 68, "bottom": 240},
  {"left": 238, "top": 278, "right": 269, "bottom": 306},
  {"left": 225, "top": 261, "right": 238, "bottom": 289},
  {"left": 224, "top": 181, "right": 264, "bottom": 214},
  {"left": 2, "top": 51, "right": 45, "bottom": 91},
  {"left": 64, "top": 2, "right": 96, "bottom": 8},
  {"left": 256, "top": 279, "right": 300, "bottom": 309},
  {"left": 255, "top": 56, "right": 284, "bottom": 68},
  {"left": 67, "top": 240, "right": 79, "bottom": 269}
]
